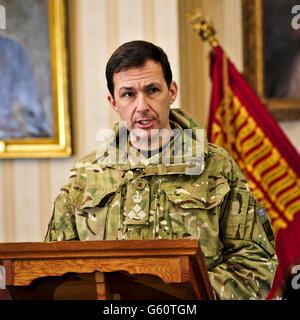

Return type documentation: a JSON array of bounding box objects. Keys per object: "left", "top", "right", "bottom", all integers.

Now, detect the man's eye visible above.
[
  {"left": 122, "top": 92, "right": 134, "bottom": 97},
  {"left": 148, "top": 87, "right": 159, "bottom": 94}
]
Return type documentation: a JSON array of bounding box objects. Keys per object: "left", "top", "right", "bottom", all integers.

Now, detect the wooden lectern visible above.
[{"left": 0, "top": 239, "right": 214, "bottom": 300}]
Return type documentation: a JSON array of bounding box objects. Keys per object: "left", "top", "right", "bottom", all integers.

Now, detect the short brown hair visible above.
[{"left": 106, "top": 40, "right": 173, "bottom": 97}]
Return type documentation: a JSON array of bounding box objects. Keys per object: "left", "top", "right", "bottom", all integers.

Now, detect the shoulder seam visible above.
[{"left": 208, "top": 143, "right": 231, "bottom": 158}]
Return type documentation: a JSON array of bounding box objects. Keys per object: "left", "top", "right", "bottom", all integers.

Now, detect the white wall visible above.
[{"left": 0, "top": 0, "right": 180, "bottom": 242}]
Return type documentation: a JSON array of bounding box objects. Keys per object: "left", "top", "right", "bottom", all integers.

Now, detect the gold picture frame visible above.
[
  {"left": 0, "top": 0, "right": 71, "bottom": 158},
  {"left": 242, "top": 0, "right": 300, "bottom": 122}
]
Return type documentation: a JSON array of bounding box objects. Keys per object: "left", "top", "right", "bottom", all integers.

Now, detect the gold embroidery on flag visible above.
[{"left": 211, "top": 88, "right": 300, "bottom": 237}]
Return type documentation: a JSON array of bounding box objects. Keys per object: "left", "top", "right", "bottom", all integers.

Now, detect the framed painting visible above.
[
  {"left": 0, "top": 0, "right": 71, "bottom": 158},
  {"left": 242, "top": 0, "right": 300, "bottom": 121}
]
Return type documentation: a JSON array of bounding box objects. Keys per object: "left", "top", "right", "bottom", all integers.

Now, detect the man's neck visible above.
[
  {"left": 129, "top": 124, "right": 173, "bottom": 152},
  {"left": 129, "top": 123, "right": 176, "bottom": 159}
]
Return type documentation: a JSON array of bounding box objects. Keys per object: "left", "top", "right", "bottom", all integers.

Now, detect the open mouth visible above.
[
  {"left": 139, "top": 120, "right": 151, "bottom": 125},
  {"left": 135, "top": 119, "right": 155, "bottom": 128}
]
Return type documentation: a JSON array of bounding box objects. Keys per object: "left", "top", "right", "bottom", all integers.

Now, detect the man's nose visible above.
[{"left": 136, "top": 93, "right": 149, "bottom": 112}]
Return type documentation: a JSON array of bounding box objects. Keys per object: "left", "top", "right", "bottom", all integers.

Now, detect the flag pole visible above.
[{"left": 185, "top": 8, "right": 219, "bottom": 47}]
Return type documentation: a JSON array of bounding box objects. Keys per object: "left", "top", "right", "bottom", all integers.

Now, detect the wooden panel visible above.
[
  {"left": 0, "top": 239, "right": 200, "bottom": 259},
  {"left": 13, "top": 256, "right": 187, "bottom": 286},
  {"left": 0, "top": 239, "right": 214, "bottom": 300},
  {"left": 106, "top": 271, "right": 197, "bottom": 300},
  {"left": 7, "top": 271, "right": 197, "bottom": 300}
]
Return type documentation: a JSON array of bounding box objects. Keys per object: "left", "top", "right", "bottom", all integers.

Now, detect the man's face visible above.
[{"left": 107, "top": 59, "right": 178, "bottom": 149}]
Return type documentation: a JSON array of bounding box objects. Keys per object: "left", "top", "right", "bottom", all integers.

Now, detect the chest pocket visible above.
[
  {"left": 163, "top": 181, "right": 229, "bottom": 258},
  {"left": 75, "top": 193, "right": 117, "bottom": 240},
  {"left": 66, "top": 181, "right": 119, "bottom": 240}
]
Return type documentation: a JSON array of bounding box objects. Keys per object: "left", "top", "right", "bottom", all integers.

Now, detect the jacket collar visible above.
[{"left": 95, "top": 108, "right": 208, "bottom": 176}]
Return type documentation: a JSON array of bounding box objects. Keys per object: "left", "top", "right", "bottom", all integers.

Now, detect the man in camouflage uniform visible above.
[{"left": 45, "top": 40, "right": 278, "bottom": 299}]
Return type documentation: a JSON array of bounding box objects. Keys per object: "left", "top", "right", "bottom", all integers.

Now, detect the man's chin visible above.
[{"left": 129, "top": 127, "right": 172, "bottom": 151}]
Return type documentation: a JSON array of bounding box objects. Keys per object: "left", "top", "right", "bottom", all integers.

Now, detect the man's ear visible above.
[
  {"left": 107, "top": 94, "right": 117, "bottom": 112},
  {"left": 169, "top": 81, "right": 178, "bottom": 105}
]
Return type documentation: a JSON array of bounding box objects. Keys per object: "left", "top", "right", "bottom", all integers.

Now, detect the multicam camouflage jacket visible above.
[{"left": 45, "top": 108, "right": 278, "bottom": 300}]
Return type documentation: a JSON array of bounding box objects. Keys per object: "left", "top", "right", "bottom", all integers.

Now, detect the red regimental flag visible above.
[{"left": 207, "top": 45, "right": 300, "bottom": 299}]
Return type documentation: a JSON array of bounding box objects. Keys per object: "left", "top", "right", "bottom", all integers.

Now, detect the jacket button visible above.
[{"left": 135, "top": 179, "right": 147, "bottom": 190}]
